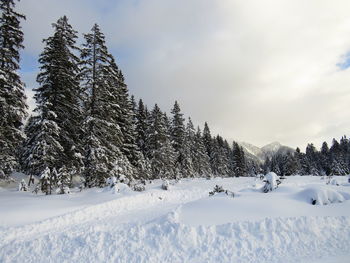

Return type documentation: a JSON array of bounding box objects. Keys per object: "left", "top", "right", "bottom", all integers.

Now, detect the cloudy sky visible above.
[{"left": 17, "top": 0, "right": 350, "bottom": 150}]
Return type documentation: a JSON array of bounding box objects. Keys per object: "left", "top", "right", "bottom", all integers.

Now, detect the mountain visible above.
[{"left": 239, "top": 141, "right": 295, "bottom": 164}]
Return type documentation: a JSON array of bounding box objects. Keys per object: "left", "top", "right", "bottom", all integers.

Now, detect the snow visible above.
[
  {"left": 264, "top": 172, "right": 279, "bottom": 190},
  {"left": 1, "top": 176, "right": 350, "bottom": 262},
  {"left": 295, "top": 185, "right": 346, "bottom": 205}
]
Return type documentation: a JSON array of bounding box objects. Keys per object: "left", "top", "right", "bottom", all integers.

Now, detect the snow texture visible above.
[{"left": 1, "top": 176, "right": 350, "bottom": 262}]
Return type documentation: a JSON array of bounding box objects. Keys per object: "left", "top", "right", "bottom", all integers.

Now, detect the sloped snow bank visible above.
[
  {"left": 295, "top": 186, "right": 347, "bottom": 205},
  {"left": 0, "top": 214, "right": 349, "bottom": 263}
]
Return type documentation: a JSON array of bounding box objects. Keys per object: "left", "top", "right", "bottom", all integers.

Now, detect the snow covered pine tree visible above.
[{"left": 0, "top": 0, "right": 27, "bottom": 178}]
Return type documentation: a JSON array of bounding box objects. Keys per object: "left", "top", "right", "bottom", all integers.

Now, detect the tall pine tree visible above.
[
  {"left": 146, "top": 104, "right": 176, "bottom": 179},
  {"left": 80, "top": 24, "right": 130, "bottom": 187},
  {"left": 0, "top": 0, "right": 27, "bottom": 178},
  {"left": 22, "top": 16, "right": 82, "bottom": 187}
]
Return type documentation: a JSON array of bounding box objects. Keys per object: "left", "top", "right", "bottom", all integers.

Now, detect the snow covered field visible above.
[{"left": 1, "top": 176, "right": 350, "bottom": 263}]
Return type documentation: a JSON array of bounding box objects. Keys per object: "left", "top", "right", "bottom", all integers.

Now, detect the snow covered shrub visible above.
[
  {"left": 117, "top": 174, "right": 130, "bottom": 185},
  {"left": 140, "top": 179, "right": 147, "bottom": 185},
  {"left": 40, "top": 167, "right": 52, "bottom": 195},
  {"left": 209, "top": 185, "right": 235, "bottom": 198},
  {"left": 133, "top": 184, "right": 146, "bottom": 192},
  {"left": 32, "top": 184, "right": 40, "bottom": 194},
  {"left": 262, "top": 172, "right": 281, "bottom": 193},
  {"left": 258, "top": 174, "right": 265, "bottom": 180},
  {"left": 161, "top": 180, "right": 170, "bottom": 190},
  {"left": 56, "top": 166, "right": 71, "bottom": 194},
  {"left": 110, "top": 183, "right": 130, "bottom": 194},
  {"left": 106, "top": 176, "right": 117, "bottom": 188},
  {"left": 209, "top": 185, "right": 224, "bottom": 196},
  {"left": 18, "top": 179, "right": 28, "bottom": 191},
  {"left": 56, "top": 185, "right": 70, "bottom": 194}
]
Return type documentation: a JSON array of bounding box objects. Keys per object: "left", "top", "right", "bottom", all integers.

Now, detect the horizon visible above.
[{"left": 17, "top": 0, "right": 350, "bottom": 150}]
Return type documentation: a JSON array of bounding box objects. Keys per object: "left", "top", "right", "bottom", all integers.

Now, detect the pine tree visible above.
[
  {"left": 181, "top": 118, "right": 196, "bottom": 177},
  {"left": 135, "top": 99, "right": 148, "bottom": 157},
  {"left": 193, "top": 126, "right": 211, "bottom": 177},
  {"left": 146, "top": 104, "right": 176, "bottom": 179},
  {"left": 202, "top": 122, "right": 212, "bottom": 157},
  {"left": 232, "top": 142, "right": 246, "bottom": 177},
  {"left": 22, "top": 16, "right": 82, "bottom": 182},
  {"left": 170, "top": 101, "right": 186, "bottom": 176},
  {"left": 320, "top": 142, "right": 330, "bottom": 175},
  {"left": 114, "top": 67, "right": 139, "bottom": 169},
  {"left": 210, "top": 136, "right": 230, "bottom": 177},
  {"left": 80, "top": 24, "right": 129, "bottom": 187},
  {"left": 294, "top": 147, "right": 308, "bottom": 175},
  {"left": 0, "top": 0, "right": 27, "bottom": 177},
  {"left": 305, "top": 143, "right": 321, "bottom": 176}
]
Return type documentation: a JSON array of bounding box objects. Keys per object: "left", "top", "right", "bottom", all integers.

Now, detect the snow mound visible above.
[
  {"left": 296, "top": 186, "right": 346, "bottom": 205},
  {"left": 104, "top": 183, "right": 131, "bottom": 194},
  {"left": 265, "top": 172, "right": 279, "bottom": 189},
  {"left": 329, "top": 178, "right": 339, "bottom": 186}
]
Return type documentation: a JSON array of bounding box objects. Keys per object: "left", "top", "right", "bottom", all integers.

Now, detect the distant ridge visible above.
[{"left": 238, "top": 141, "right": 295, "bottom": 163}]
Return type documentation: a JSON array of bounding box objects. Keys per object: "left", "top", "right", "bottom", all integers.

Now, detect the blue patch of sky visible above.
[
  {"left": 337, "top": 51, "right": 350, "bottom": 70},
  {"left": 19, "top": 52, "right": 38, "bottom": 73}
]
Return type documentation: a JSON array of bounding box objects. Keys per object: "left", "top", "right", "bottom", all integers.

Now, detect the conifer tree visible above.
[
  {"left": 181, "top": 118, "right": 196, "bottom": 177},
  {"left": 0, "top": 0, "right": 27, "bottom": 177},
  {"left": 320, "top": 142, "right": 330, "bottom": 175},
  {"left": 136, "top": 99, "right": 148, "bottom": 157},
  {"left": 170, "top": 101, "right": 186, "bottom": 175},
  {"left": 232, "top": 142, "right": 246, "bottom": 177},
  {"left": 22, "top": 16, "right": 82, "bottom": 184},
  {"left": 113, "top": 67, "right": 140, "bottom": 168},
  {"left": 305, "top": 143, "right": 321, "bottom": 175},
  {"left": 80, "top": 24, "right": 129, "bottom": 187},
  {"left": 210, "top": 136, "right": 230, "bottom": 177},
  {"left": 293, "top": 147, "right": 304, "bottom": 175},
  {"left": 193, "top": 126, "right": 211, "bottom": 177},
  {"left": 146, "top": 104, "right": 176, "bottom": 179},
  {"left": 202, "top": 122, "right": 212, "bottom": 157}
]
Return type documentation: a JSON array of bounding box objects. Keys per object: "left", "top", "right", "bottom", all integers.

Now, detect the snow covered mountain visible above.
[{"left": 239, "top": 141, "right": 295, "bottom": 163}]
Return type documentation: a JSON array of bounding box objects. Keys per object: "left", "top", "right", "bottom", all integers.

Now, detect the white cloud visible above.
[{"left": 17, "top": 0, "right": 350, "bottom": 149}]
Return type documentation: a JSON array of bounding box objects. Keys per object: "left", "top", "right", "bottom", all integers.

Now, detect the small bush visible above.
[
  {"left": 161, "top": 180, "right": 170, "bottom": 190},
  {"left": 209, "top": 185, "right": 235, "bottom": 198},
  {"left": 133, "top": 184, "right": 146, "bottom": 192}
]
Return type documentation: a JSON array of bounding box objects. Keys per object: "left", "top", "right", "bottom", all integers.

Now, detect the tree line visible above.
[{"left": 263, "top": 137, "right": 350, "bottom": 177}]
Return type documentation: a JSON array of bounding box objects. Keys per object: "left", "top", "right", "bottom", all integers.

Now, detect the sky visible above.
[{"left": 16, "top": 0, "right": 350, "bottom": 150}]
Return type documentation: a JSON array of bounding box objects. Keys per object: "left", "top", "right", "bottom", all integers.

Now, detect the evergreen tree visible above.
[
  {"left": 329, "top": 138, "right": 347, "bottom": 175},
  {"left": 210, "top": 136, "right": 230, "bottom": 177},
  {"left": 305, "top": 143, "right": 321, "bottom": 175},
  {"left": 22, "top": 16, "right": 82, "bottom": 181},
  {"left": 320, "top": 142, "right": 330, "bottom": 175},
  {"left": 294, "top": 147, "right": 308, "bottom": 175},
  {"left": 113, "top": 67, "right": 139, "bottom": 168},
  {"left": 193, "top": 126, "right": 211, "bottom": 177},
  {"left": 202, "top": 122, "right": 212, "bottom": 157},
  {"left": 232, "top": 142, "right": 246, "bottom": 177},
  {"left": 170, "top": 101, "right": 186, "bottom": 175},
  {"left": 181, "top": 118, "right": 196, "bottom": 177},
  {"left": 0, "top": 0, "right": 27, "bottom": 177},
  {"left": 146, "top": 104, "right": 176, "bottom": 179},
  {"left": 80, "top": 24, "right": 129, "bottom": 187},
  {"left": 136, "top": 99, "right": 148, "bottom": 157}
]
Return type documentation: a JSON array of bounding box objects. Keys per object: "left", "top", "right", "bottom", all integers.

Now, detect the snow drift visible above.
[{"left": 295, "top": 186, "right": 347, "bottom": 205}]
